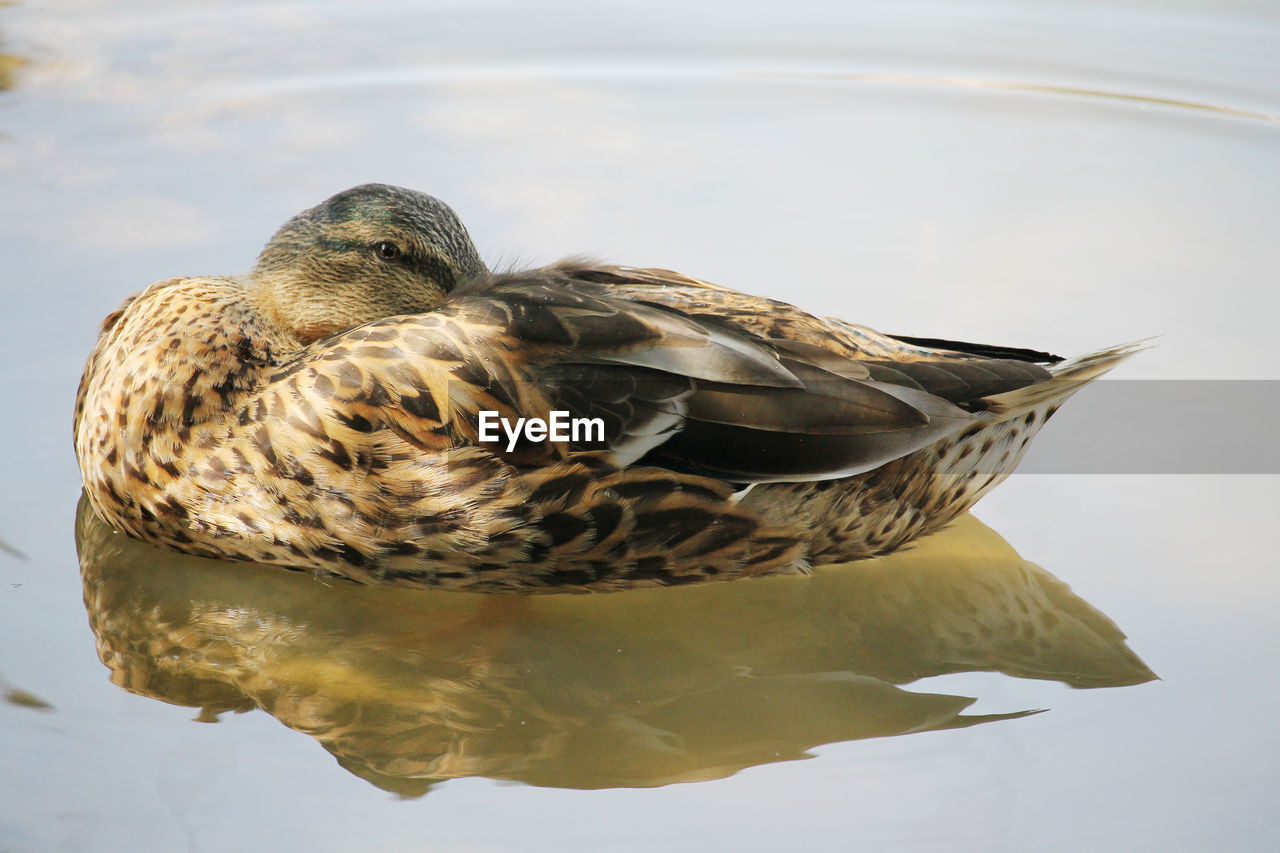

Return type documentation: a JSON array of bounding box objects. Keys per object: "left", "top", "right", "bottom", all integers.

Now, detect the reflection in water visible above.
[
  {"left": 77, "top": 495, "right": 1153, "bottom": 796},
  {"left": 1, "top": 674, "right": 53, "bottom": 711},
  {"left": 0, "top": 56, "right": 20, "bottom": 90},
  {"left": 0, "top": 8, "right": 24, "bottom": 92}
]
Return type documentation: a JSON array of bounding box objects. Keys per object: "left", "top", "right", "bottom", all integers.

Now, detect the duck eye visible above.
[{"left": 375, "top": 241, "right": 401, "bottom": 261}]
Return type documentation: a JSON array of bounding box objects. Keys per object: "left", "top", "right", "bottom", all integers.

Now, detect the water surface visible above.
[{"left": 1, "top": 1, "right": 1277, "bottom": 850}]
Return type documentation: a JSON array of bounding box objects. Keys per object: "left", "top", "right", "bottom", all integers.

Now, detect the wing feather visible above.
[{"left": 298, "top": 263, "right": 1055, "bottom": 484}]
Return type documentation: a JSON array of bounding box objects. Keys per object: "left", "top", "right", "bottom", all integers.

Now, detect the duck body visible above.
[{"left": 74, "top": 184, "right": 1136, "bottom": 591}]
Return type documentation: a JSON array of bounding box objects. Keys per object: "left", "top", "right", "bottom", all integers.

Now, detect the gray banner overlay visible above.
[
  {"left": 1013, "top": 380, "right": 1278, "bottom": 475},
  {"left": 456, "top": 379, "right": 1278, "bottom": 475}
]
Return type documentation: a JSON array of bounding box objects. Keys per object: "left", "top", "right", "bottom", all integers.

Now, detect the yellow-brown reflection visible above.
[
  {"left": 0, "top": 6, "right": 25, "bottom": 92},
  {"left": 76, "top": 494, "right": 1153, "bottom": 796},
  {"left": 0, "top": 55, "right": 20, "bottom": 91}
]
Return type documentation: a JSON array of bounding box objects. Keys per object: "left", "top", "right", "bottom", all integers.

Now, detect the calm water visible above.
[{"left": 1, "top": 1, "right": 1278, "bottom": 851}]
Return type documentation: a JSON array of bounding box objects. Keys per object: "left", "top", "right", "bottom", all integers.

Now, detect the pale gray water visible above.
[{"left": 1, "top": 1, "right": 1277, "bottom": 850}]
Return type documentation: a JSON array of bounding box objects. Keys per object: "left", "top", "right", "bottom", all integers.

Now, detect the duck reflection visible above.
[
  {"left": 0, "top": 25, "right": 24, "bottom": 92},
  {"left": 76, "top": 494, "right": 1153, "bottom": 796}
]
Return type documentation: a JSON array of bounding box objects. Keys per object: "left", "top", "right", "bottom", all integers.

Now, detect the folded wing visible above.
[{"left": 303, "top": 264, "right": 1057, "bottom": 484}]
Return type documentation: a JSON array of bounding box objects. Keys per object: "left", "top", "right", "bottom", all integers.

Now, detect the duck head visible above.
[{"left": 248, "top": 184, "right": 487, "bottom": 345}]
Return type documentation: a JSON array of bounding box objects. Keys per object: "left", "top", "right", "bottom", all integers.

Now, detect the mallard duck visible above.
[{"left": 74, "top": 183, "right": 1138, "bottom": 591}]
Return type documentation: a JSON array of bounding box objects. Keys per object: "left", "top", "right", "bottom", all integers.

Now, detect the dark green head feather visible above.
[{"left": 250, "top": 184, "right": 488, "bottom": 344}]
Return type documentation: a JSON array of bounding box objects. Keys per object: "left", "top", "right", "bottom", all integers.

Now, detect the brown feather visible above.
[{"left": 73, "top": 185, "right": 1140, "bottom": 590}]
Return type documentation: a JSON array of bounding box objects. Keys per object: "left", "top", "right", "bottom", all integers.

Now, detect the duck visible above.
[{"left": 73, "top": 183, "right": 1138, "bottom": 591}]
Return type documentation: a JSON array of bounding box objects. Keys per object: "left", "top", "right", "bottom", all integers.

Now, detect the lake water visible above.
[{"left": 1, "top": 1, "right": 1277, "bottom": 850}]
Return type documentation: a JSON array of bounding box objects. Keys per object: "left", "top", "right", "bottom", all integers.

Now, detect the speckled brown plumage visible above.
[{"left": 74, "top": 184, "right": 1139, "bottom": 591}]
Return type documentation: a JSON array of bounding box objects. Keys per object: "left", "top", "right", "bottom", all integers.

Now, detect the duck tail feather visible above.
[{"left": 979, "top": 339, "right": 1154, "bottom": 417}]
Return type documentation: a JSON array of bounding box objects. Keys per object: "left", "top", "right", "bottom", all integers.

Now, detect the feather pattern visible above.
[{"left": 74, "top": 184, "right": 1141, "bottom": 590}]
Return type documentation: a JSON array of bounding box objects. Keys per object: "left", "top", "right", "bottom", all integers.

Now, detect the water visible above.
[{"left": 1, "top": 1, "right": 1277, "bottom": 850}]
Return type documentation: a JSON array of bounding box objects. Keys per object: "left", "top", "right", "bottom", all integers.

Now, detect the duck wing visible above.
[
  {"left": 292, "top": 264, "right": 1005, "bottom": 483},
  {"left": 572, "top": 267, "right": 1058, "bottom": 409}
]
